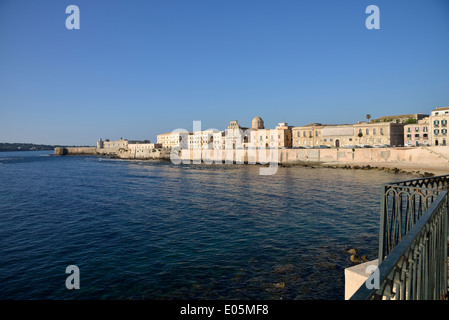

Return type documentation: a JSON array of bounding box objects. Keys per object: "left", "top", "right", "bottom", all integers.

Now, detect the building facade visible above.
[
  {"left": 353, "top": 122, "right": 405, "bottom": 147},
  {"left": 292, "top": 123, "right": 324, "bottom": 147},
  {"left": 157, "top": 131, "right": 191, "bottom": 149},
  {"left": 404, "top": 117, "right": 430, "bottom": 147},
  {"left": 321, "top": 125, "right": 355, "bottom": 147},
  {"left": 292, "top": 122, "right": 405, "bottom": 148},
  {"left": 430, "top": 106, "right": 449, "bottom": 146}
]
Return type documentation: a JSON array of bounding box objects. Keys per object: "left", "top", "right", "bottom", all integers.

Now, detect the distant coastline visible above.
[{"left": 0, "top": 143, "right": 92, "bottom": 152}]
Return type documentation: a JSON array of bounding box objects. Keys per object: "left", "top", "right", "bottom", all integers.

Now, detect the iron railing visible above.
[
  {"left": 350, "top": 175, "right": 449, "bottom": 300},
  {"left": 379, "top": 175, "right": 449, "bottom": 262}
]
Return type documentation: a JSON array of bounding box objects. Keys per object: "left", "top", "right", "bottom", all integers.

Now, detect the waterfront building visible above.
[
  {"left": 128, "top": 143, "right": 163, "bottom": 155},
  {"left": 430, "top": 106, "right": 449, "bottom": 146},
  {"left": 321, "top": 125, "right": 355, "bottom": 148},
  {"left": 188, "top": 129, "right": 218, "bottom": 149},
  {"left": 103, "top": 138, "right": 129, "bottom": 150},
  {"left": 213, "top": 131, "right": 226, "bottom": 150},
  {"left": 97, "top": 138, "right": 104, "bottom": 149},
  {"left": 292, "top": 123, "right": 325, "bottom": 147},
  {"left": 353, "top": 122, "right": 405, "bottom": 147},
  {"left": 404, "top": 117, "right": 431, "bottom": 147},
  {"left": 157, "top": 131, "right": 190, "bottom": 149},
  {"left": 156, "top": 133, "right": 172, "bottom": 148},
  {"left": 251, "top": 116, "right": 264, "bottom": 130},
  {"left": 247, "top": 117, "right": 290, "bottom": 149},
  {"left": 292, "top": 121, "right": 405, "bottom": 148},
  {"left": 225, "top": 120, "right": 249, "bottom": 149},
  {"left": 275, "top": 123, "right": 293, "bottom": 148},
  {"left": 97, "top": 138, "right": 157, "bottom": 154}
]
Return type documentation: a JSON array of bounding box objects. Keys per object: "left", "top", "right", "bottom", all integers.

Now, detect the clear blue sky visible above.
[{"left": 1, "top": 0, "right": 448, "bottom": 145}]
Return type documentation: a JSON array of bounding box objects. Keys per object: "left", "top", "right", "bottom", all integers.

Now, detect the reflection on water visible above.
[{"left": 0, "top": 151, "right": 414, "bottom": 299}]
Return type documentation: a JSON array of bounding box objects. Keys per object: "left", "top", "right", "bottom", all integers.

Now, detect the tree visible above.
[
  {"left": 366, "top": 114, "right": 371, "bottom": 123},
  {"left": 358, "top": 132, "right": 363, "bottom": 144}
]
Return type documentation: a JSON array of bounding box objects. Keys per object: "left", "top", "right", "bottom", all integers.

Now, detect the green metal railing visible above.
[{"left": 350, "top": 175, "right": 449, "bottom": 300}]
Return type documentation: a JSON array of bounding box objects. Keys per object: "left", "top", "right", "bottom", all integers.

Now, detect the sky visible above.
[{"left": 0, "top": 0, "right": 448, "bottom": 146}]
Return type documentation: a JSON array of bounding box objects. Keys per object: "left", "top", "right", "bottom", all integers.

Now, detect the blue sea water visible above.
[{"left": 0, "top": 150, "right": 413, "bottom": 300}]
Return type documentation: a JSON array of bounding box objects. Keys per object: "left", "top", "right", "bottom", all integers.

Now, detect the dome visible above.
[{"left": 251, "top": 116, "right": 264, "bottom": 129}]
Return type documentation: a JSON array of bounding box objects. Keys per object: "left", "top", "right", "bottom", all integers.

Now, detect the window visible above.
[
  {"left": 407, "top": 134, "right": 412, "bottom": 138},
  {"left": 373, "top": 128, "right": 376, "bottom": 134},
  {"left": 423, "top": 134, "right": 428, "bottom": 138},
  {"left": 366, "top": 129, "right": 369, "bottom": 135},
  {"left": 349, "top": 138, "right": 353, "bottom": 141},
  {"left": 380, "top": 128, "right": 384, "bottom": 135},
  {"left": 443, "top": 129, "right": 447, "bottom": 135},
  {"left": 415, "top": 127, "right": 419, "bottom": 132},
  {"left": 423, "top": 127, "right": 428, "bottom": 132},
  {"left": 359, "top": 129, "right": 362, "bottom": 134},
  {"left": 315, "top": 131, "right": 318, "bottom": 137},
  {"left": 434, "top": 120, "right": 440, "bottom": 125},
  {"left": 414, "top": 134, "right": 420, "bottom": 138},
  {"left": 407, "top": 127, "right": 411, "bottom": 133},
  {"left": 435, "top": 129, "right": 440, "bottom": 135}
]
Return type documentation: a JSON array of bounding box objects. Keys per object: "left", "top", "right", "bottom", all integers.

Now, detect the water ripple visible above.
[{"left": 0, "top": 151, "right": 414, "bottom": 300}]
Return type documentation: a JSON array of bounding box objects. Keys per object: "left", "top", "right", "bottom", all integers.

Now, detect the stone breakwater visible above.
[
  {"left": 54, "top": 146, "right": 171, "bottom": 160},
  {"left": 55, "top": 146, "right": 449, "bottom": 175}
]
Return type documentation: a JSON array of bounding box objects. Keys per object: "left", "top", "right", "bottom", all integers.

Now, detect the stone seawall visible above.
[
  {"left": 279, "top": 146, "right": 449, "bottom": 172},
  {"left": 54, "top": 147, "right": 98, "bottom": 155},
  {"left": 54, "top": 146, "right": 449, "bottom": 173},
  {"left": 177, "top": 146, "right": 449, "bottom": 173}
]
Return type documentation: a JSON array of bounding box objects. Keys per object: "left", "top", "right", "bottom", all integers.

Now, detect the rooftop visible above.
[{"left": 432, "top": 106, "right": 449, "bottom": 111}]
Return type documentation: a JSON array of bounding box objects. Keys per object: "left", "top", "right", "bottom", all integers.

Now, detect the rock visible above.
[
  {"left": 350, "top": 255, "right": 361, "bottom": 264},
  {"left": 274, "top": 282, "right": 285, "bottom": 289},
  {"left": 347, "top": 248, "right": 358, "bottom": 255},
  {"left": 421, "top": 172, "right": 434, "bottom": 177},
  {"left": 316, "top": 261, "right": 336, "bottom": 270},
  {"left": 273, "top": 264, "right": 295, "bottom": 274},
  {"left": 361, "top": 255, "right": 369, "bottom": 262}
]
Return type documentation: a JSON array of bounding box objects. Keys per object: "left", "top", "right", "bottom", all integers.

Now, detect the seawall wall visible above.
[{"left": 55, "top": 146, "right": 449, "bottom": 172}]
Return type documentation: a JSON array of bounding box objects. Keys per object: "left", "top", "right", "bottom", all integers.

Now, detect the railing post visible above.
[{"left": 378, "top": 184, "right": 387, "bottom": 263}]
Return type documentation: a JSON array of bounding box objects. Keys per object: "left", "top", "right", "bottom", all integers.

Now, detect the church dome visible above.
[{"left": 251, "top": 116, "right": 264, "bottom": 129}]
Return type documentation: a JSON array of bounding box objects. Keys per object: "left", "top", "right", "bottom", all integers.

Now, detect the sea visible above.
[{"left": 0, "top": 150, "right": 413, "bottom": 300}]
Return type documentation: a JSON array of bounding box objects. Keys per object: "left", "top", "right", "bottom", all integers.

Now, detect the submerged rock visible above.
[
  {"left": 274, "top": 282, "right": 285, "bottom": 289},
  {"left": 350, "top": 254, "right": 361, "bottom": 264}
]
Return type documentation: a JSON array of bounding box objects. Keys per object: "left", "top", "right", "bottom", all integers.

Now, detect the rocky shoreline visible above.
[{"left": 279, "top": 162, "right": 437, "bottom": 178}]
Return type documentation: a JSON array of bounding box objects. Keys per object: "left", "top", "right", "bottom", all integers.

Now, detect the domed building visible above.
[{"left": 251, "top": 116, "right": 264, "bottom": 130}]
